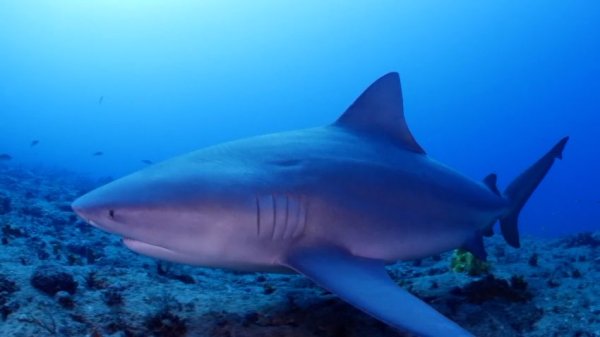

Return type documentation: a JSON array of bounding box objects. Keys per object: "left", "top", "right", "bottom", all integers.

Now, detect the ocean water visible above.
[{"left": 0, "top": 2, "right": 599, "bottom": 336}]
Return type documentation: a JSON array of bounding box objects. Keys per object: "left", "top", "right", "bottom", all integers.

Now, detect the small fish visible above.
[
  {"left": 141, "top": 160, "right": 154, "bottom": 165},
  {"left": 0, "top": 154, "right": 12, "bottom": 161},
  {"left": 98, "top": 96, "right": 104, "bottom": 105},
  {"left": 93, "top": 151, "right": 104, "bottom": 156},
  {"left": 31, "top": 140, "right": 39, "bottom": 147}
]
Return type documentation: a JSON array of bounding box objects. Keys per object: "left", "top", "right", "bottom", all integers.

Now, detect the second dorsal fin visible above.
[
  {"left": 334, "top": 72, "right": 425, "bottom": 154},
  {"left": 461, "top": 232, "right": 487, "bottom": 261},
  {"left": 483, "top": 173, "right": 500, "bottom": 196}
]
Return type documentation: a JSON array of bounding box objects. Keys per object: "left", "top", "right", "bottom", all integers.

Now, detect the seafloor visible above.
[{"left": 0, "top": 164, "right": 598, "bottom": 337}]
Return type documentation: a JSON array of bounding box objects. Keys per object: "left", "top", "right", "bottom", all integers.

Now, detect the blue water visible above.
[{"left": 1, "top": 1, "right": 598, "bottom": 237}]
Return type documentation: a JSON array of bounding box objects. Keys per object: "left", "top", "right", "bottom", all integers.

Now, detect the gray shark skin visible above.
[{"left": 72, "top": 73, "right": 567, "bottom": 337}]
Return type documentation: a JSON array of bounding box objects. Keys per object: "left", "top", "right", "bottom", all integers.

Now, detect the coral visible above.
[
  {"left": 453, "top": 275, "right": 532, "bottom": 304},
  {"left": 0, "top": 301, "right": 19, "bottom": 320},
  {"left": 84, "top": 271, "right": 109, "bottom": 290},
  {"left": 450, "top": 249, "right": 490, "bottom": 276},
  {"left": 263, "top": 283, "right": 276, "bottom": 295},
  {"left": 30, "top": 265, "right": 78, "bottom": 296},
  {"left": 561, "top": 232, "right": 600, "bottom": 248},
  {"left": 0, "top": 274, "right": 19, "bottom": 319},
  {"left": 55, "top": 203, "right": 73, "bottom": 213},
  {"left": 0, "top": 194, "right": 11, "bottom": 215},
  {"left": 1, "top": 223, "right": 25, "bottom": 239},
  {"left": 104, "top": 317, "right": 139, "bottom": 336},
  {"left": 66, "top": 242, "right": 103, "bottom": 264},
  {"left": 17, "top": 310, "right": 57, "bottom": 335},
  {"left": 146, "top": 309, "right": 187, "bottom": 337},
  {"left": 156, "top": 262, "right": 195, "bottom": 284},
  {"left": 0, "top": 275, "right": 19, "bottom": 300},
  {"left": 547, "top": 278, "right": 560, "bottom": 288},
  {"left": 48, "top": 214, "right": 69, "bottom": 230},
  {"left": 528, "top": 253, "right": 539, "bottom": 267},
  {"left": 509, "top": 275, "right": 528, "bottom": 291},
  {"left": 21, "top": 205, "right": 45, "bottom": 218},
  {"left": 102, "top": 288, "right": 124, "bottom": 307},
  {"left": 55, "top": 290, "right": 75, "bottom": 309}
]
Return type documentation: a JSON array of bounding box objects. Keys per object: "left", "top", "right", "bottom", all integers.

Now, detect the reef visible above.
[
  {"left": 30, "top": 265, "right": 78, "bottom": 296},
  {"left": 451, "top": 274, "right": 532, "bottom": 304},
  {"left": 560, "top": 232, "right": 600, "bottom": 249},
  {"left": 0, "top": 164, "right": 599, "bottom": 337}
]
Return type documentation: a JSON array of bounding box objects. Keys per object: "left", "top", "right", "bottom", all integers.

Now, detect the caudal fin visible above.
[{"left": 500, "top": 137, "right": 569, "bottom": 248}]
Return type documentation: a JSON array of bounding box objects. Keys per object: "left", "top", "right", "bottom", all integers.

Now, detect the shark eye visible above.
[{"left": 108, "top": 209, "right": 115, "bottom": 219}]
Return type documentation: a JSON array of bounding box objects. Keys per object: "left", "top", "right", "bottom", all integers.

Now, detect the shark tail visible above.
[{"left": 499, "top": 137, "right": 569, "bottom": 248}]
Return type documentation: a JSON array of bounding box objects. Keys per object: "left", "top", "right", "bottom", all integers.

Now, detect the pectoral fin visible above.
[{"left": 284, "top": 247, "right": 474, "bottom": 337}]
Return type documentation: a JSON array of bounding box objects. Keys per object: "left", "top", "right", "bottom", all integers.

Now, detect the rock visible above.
[
  {"left": 0, "top": 275, "right": 18, "bottom": 296},
  {"left": 0, "top": 194, "right": 11, "bottom": 214},
  {"left": 0, "top": 299, "right": 19, "bottom": 320},
  {"left": 0, "top": 274, "right": 20, "bottom": 320},
  {"left": 0, "top": 275, "right": 19, "bottom": 304},
  {"left": 21, "top": 205, "right": 45, "bottom": 218},
  {"left": 106, "top": 332, "right": 127, "bottom": 337},
  {"left": 528, "top": 253, "right": 539, "bottom": 267},
  {"left": 102, "top": 288, "right": 124, "bottom": 307},
  {"left": 561, "top": 232, "right": 600, "bottom": 248},
  {"left": 66, "top": 242, "right": 103, "bottom": 264},
  {"left": 1, "top": 224, "right": 25, "bottom": 239},
  {"left": 146, "top": 309, "right": 187, "bottom": 337},
  {"left": 56, "top": 203, "right": 74, "bottom": 213},
  {"left": 55, "top": 290, "right": 74, "bottom": 309},
  {"left": 30, "top": 265, "right": 78, "bottom": 296},
  {"left": 454, "top": 275, "right": 532, "bottom": 304}
]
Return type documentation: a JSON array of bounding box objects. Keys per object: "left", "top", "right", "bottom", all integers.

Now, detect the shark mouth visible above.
[
  {"left": 122, "top": 238, "right": 191, "bottom": 263},
  {"left": 122, "top": 238, "right": 172, "bottom": 254},
  {"left": 76, "top": 213, "right": 189, "bottom": 262}
]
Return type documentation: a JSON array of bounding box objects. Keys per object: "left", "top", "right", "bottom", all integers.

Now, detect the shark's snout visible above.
[
  {"left": 71, "top": 196, "right": 86, "bottom": 216},
  {"left": 71, "top": 193, "right": 113, "bottom": 230},
  {"left": 71, "top": 195, "right": 91, "bottom": 221}
]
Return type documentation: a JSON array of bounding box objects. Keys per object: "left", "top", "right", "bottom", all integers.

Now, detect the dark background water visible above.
[{"left": 1, "top": 1, "right": 598, "bottom": 237}]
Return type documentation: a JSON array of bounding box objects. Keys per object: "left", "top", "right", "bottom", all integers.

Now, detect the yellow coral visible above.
[{"left": 450, "top": 249, "right": 490, "bottom": 276}]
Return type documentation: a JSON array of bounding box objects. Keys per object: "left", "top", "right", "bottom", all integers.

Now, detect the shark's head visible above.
[{"left": 71, "top": 157, "right": 261, "bottom": 267}]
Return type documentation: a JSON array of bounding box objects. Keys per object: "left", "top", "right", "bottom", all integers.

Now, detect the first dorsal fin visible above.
[{"left": 334, "top": 72, "right": 425, "bottom": 154}]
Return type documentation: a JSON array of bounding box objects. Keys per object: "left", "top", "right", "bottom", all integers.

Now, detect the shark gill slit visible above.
[
  {"left": 293, "top": 197, "right": 302, "bottom": 238},
  {"left": 255, "top": 196, "right": 261, "bottom": 237},
  {"left": 292, "top": 197, "right": 308, "bottom": 238},
  {"left": 280, "top": 195, "right": 290, "bottom": 240},
  {"left": 270, "top": 194, "right": 277, "bottom": 241},
  {"left": 285, "top": 196, "right": 300, "bottom": 240},
  {"left": 302, "top": 199, "right": 309, "bottom": 237},
  {"left": 256, "top": 194, "right": 306, "bottom": 240}
]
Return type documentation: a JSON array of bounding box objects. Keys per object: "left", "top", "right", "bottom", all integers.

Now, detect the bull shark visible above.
[{"left": 72, "top": 72, "right": 567, "bottom": 337}]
